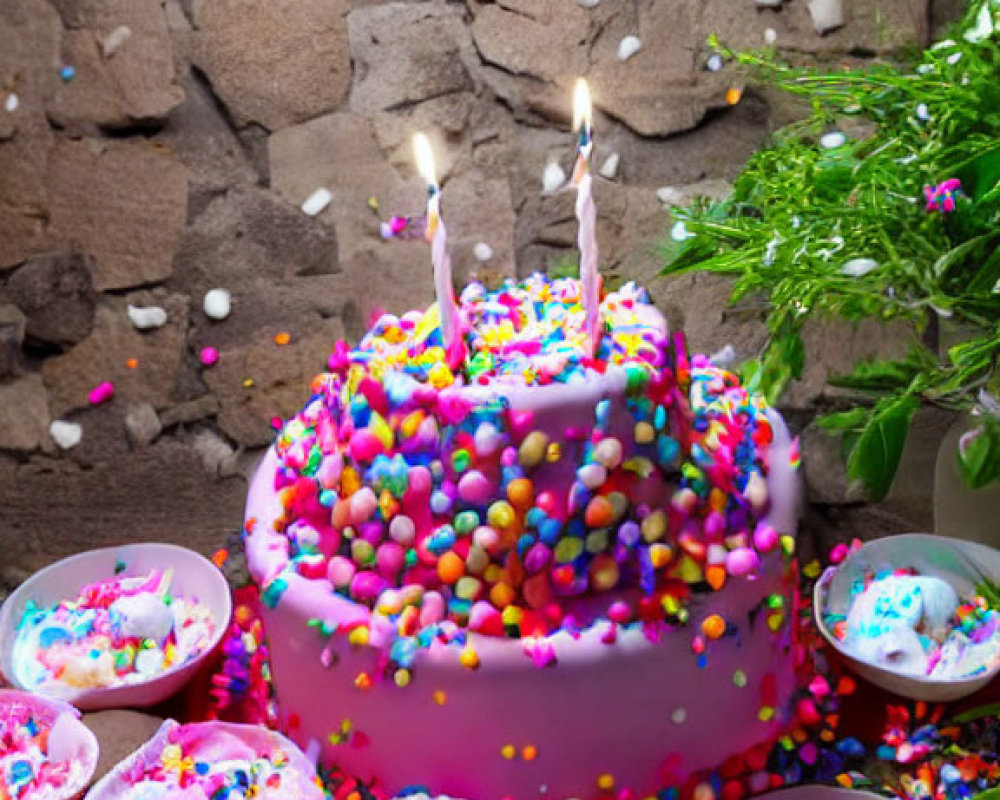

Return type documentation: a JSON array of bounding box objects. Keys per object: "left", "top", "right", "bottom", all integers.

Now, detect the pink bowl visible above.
[
  {"left": 0, "top": 688, "right": 100, "bottom": 799},
  {"left": 0, "top": 544, "right": 232, "bottom": 711},
  {"left": 84, "top": 720, "right": 324, "bottom": 800}
]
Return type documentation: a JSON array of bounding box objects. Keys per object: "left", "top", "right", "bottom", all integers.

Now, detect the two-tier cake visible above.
[{"left": 244, "top": 274, "right": 800, "bottom": 800}]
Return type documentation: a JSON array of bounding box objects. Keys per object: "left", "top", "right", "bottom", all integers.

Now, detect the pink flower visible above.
[{"left": 923, "top": 178, "right": 962, "bottom": 213}]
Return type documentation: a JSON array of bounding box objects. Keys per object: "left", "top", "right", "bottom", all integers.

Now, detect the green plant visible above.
[{"left": 661, "top": 0, "right": 1000, "bottom": 499}]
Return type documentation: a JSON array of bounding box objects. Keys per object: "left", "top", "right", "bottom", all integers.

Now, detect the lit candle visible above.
[
  {"left": 572, "top": 79, "right": 601, "bottom": 356},
  {"left": 413, "top": 133, "right": 458, "bottom": 351}
]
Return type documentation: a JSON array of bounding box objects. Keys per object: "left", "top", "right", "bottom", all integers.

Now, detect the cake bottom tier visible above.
[{"left": 254, "top": 566, "right": 796, "bottom": 800}]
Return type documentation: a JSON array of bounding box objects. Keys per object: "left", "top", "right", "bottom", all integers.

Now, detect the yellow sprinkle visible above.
[
  {"left": 433, "top": 690, "right": 447, "bottom": 706},
  {"left": 597, "top": 773, "right": 615, "bottom": 791},
  {"left": 803, "top": 559, "right": 822, "bottom": 578},
  {"left": 758, "top": 705, "right": 775, "bottom": 722},
  {"left": 500, "top": 744, "right": 516, "bottom": 760},
  {"left": 347, "top": 626, "right": 369, "bottom": 647},
  {"left": 242, "top": 378, "right": 255, "bottom": 388},
  {"left": 459, "top": 646, "right": 480, "bottom": 670},
  {"left": 393, "top": 669, "right": 411, "bottom": 688}
]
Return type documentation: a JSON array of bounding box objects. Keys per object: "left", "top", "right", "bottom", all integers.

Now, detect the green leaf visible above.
[
  {"left": 950, "top": 702, "right": 1000, "bottom": 724},
  {"left": 828, "top": 353, "right": 926, "bottom": 392},
  {"left": 817, "top": 407, "right": 870, "bottom": 431},
  {"left": 969, "top": 788, "right": 1000, "bottom": 800},
  {"left": 956, "top": 415, "right": 1000, "bottom": 489},
  {"left": 845, "top": 394, "right": 919, "bottom": 500}
]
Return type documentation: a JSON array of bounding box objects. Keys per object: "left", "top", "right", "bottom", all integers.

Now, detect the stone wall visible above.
[{"left": 0, "top": 0, "right": 948, "bottom": 589}]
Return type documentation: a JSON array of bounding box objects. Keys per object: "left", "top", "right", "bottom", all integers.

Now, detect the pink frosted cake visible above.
[{"left": 244, "top": 274, "right": 801, "bottom": 800}]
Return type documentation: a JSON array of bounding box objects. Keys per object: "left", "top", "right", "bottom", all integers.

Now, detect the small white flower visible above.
[
  {"left": 820, "top": 131, "right": 847, "bottom": 149},
  {"left": 916, "top": 103, "right": 931, "bottom": 121},
  {"left": 670, "top": 220, "right": 695, "bottom": 242},
  {"left": 791, "top": 216, "right": 802, "bottom": 229},
  {"left": 841, "top": 258, "right": 879, "bottom": 277},
  {"left": 947, "top": 51, "right": 963, "bottom": 64},
  {"left": 763, "top": 237, "right": 780, "bottom": 266}
]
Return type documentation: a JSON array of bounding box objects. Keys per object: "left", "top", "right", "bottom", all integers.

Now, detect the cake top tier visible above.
[
  {"left": 344, "top": 275, "right": 666, "bottom": 389},
  {"left": 261, "top": 274, "right": 797, "bottom": 674}
]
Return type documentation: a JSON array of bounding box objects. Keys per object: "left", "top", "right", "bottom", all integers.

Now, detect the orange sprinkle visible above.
[
  {"left": 354, "top": 672, "right": 372, "bottom": 690},
  {"left": 437, "top": 551, "right": 465, "bottom": 584},
  {"left": 521, "top": 745, "right": 538, "bottom": 761},
  {"left": 836, "top": 675, "right": 856, "bottom": 695},
  {"left": 274, "top": 331, "right": 291, "bottom": 346},
  {"left": 126, "top": 358, "right": 139, "bottom": 369},
  {"left": 726, "top": 87, "right": 743, "bottom": 105},
  {"left": 211, "top": 548, "right": 229, "bottom": 568},
  {"left": 705, "top": 565, "right": 727, "bottom": 591},
  {"left": 433, "top": 690, "right": 447, "bottom": 706},
  {"left": 701, "top": 614, "right": 726, "bottom": 640}
]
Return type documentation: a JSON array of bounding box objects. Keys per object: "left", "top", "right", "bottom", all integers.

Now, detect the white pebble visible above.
[
  {"left": 807, "top": 0, "right": 845, "bottom": 34},
  {"left": 49, "top": 420, "right": 82, "bottom": 450},
  {"left": 841, "top": 258, "right": 879, "bottom": 277},
  {"left": 473, "top": 242, "right": 493, "bottom": 262},
  {"left": 820, "top": 131, "right": 846, "bottom": 149},
  {"left": 101, "top": 25, "right": 133, "bottom": 57},
  {"left": 656, "top": 186, "right": 685, "bottom": 206},
  {"left": 706, "top": 54, "right": 724, "bottom": 72},
  {"left": 542, "top": 162, "right": 567, "bottom": 194},
  {"left": 764, "top": 28, "right": 778, "bottom": 45},
  {"left": 617, "top": 35, "right": 642, "bottom": 61},
  {"left": 4, "top": 93, "right": 18, "bottom": 113},
  {"left": 598, "top": 152, "right": 620, "bottom": 179},
  {"left": 301, "top": 188, "right": 332, "bottom": 216},
  {"left": 203, "top": 288, "right": 231, "bottom": 321},
  {"left": 127, "top": 304, "right": 168, "bottom": 330}
]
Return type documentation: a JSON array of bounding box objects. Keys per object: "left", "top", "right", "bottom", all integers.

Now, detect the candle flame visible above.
[
  {"left": 413, "top": 132, "right": 437, "bottom": 189},
  {"left": 573, "top": 78, "right": 592, "bottom": 134}
]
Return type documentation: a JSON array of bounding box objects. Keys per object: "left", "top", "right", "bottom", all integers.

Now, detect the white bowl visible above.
[
  {"left": 814, "top": 533, "right": 1000, "bottom": 702},
  {"left": 0, "top": 543, "right": 232, "bottom": 711},
  {"left": 0, "top": 688, "right": 100, "bottom": 799},
  {"left": 756, "top": 788, "right": 885, "bottom": 800}
]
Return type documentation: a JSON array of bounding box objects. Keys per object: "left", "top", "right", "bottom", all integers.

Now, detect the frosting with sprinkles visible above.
[
  {"left": 12, "top": 570, "right": 215, "bottom": 695},
  {"left": 266, "top": 274, "right": 796, "bottom": 676}
]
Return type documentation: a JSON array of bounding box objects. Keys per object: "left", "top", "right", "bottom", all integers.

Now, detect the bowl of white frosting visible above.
[
  {"left": 814, "top": 533, "right": 1000, "bottom": 701},
  {"left": 0, "top": 544, "right": 232, "bottom": 711}
]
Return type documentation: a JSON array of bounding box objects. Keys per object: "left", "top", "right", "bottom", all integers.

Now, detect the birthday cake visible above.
[{"left": 244, "top": 274, "right": 801, "bottom": 800}]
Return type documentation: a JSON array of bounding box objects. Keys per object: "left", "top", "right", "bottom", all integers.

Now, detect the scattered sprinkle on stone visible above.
[
  {"left": 242, "top": 378, "right": 255, "bottom": 389},
  {"left": 200, "top": 346, "right": 219, "bottom": 366},
  {"left": 88, "top": 381, "right": 115, "bottom": 406},
  {"left": 542, "top": 162, "right": 566, "bottom": 194},
  {"left": 706, "top": 54, "right": 724, "bottom": 72},
  {"left": 576, "top": 0, "right": 600, "bottom": 7},
  {"left": 841, "top": 258, "right": 879, "bottom": 277},
  {"left": 127, "top": 304, "right": 168, "bottom": 330},
  {"left": 126, "top": 357, "right": 139, "bottom": 369},
  {"left": 755, "top": 0, "right": 783, "bottom": 5},
  {"left": 598, "top": 152, "right": 619, "bottom": 180},
  {"left": 49, "top": 420, "right": 82, "bottom": 450},
  {"left": 203, "top": 288, "right": 231, "bottom": 321},
  {"left": 4, "top": 93, "right": 18, "bottom": 112},
  {"left": 60, "top": 65, "right": 75, "bottom": 81},
  {"left": 820, "top": 131, "right": 847, "bottom": 149},
  {"left": 274, "top": 331, "right": 291, "bottom": 346},
  {"left": 764, "top": 27, "right": 778, "bottom": 44},
  {"left": 726, "top": 86, "right": 743, "bottom": 105},
  {"left": 301, "top": 188, "right": 332, "bottom": 217},
  {"left": 617, "top": 35, "right": 642, "bottom": 61},
  {"left": 473, "top": 242, "right": 493, "bottom": 262},
  {"left": 101, "top": 25, "right": 133, "bottom": 57}
]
